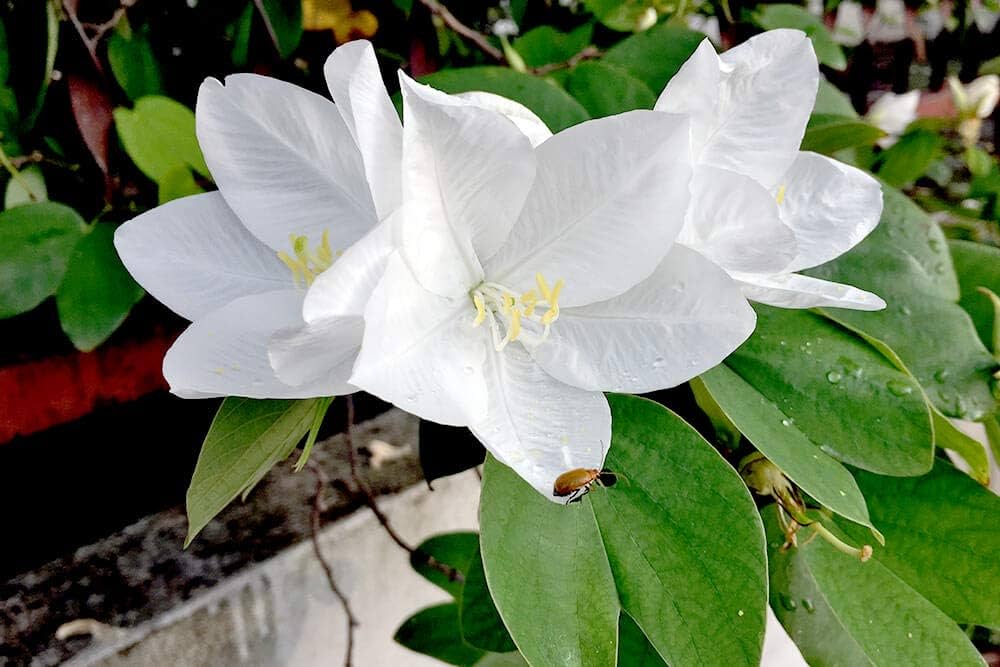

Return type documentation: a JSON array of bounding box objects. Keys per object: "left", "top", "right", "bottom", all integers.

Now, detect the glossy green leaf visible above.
[
  {"left": 395, "top": 603, "right": 487, "bottom": 666},
  {"left": 618, "top": 613, "right": 666, "bottom": 666},
  {"left": 107, "top": 19, "right": 164, "bottom": 101},
  {"left": 480, "top": 455, "right": 619, "bottom": 667},
  {"left": 809, "top": 187, "right": 999, "bottom": 420},
  {"left": 766, "top": 508, "right": 983, "bottom": 666},
  {"left": 813, "top": 79, "right": 858, "bottom": 118},
  {"left": 474, "top": 652, "right": 528, "bottom": 666},
  {"left": 565, "top": 61, "right": 655, "bottom": 117},
  {"left": 158, "top": 165, "right": 204, "bottom": 204},
  {"left": 802, "top": 115, "right": 885, "bottom": 155},
  {"left": 114, "top": 96, "right": 210, "bottom": 184},
  {"left": 258, "top": 0, "right": 303, "bottom": 59},
  {"left": 55, "top": 222, "right": 144, "bottom": 352},
  {"left": 931, "top": 408, "right": 990, "bottom": 484},
  {"left": 513, "top": 24, "right": 593, "bottom": 68},
  {"left": 876, "top": 129, "right": 944, "bottom": 187},
  {"left": 412, "top": 531, "right": 480, "bottom": 599},
  {"left": 592, "top": 395, "right": 767, "bottom": 666},
  {"left": 842, "top": 463, "right": 1000, "bottom": 626},
  {"left": 602, "top": 22, "right": 704, "bottom": 93},
  {"left": 459, "top": 547, "right": 516, "bottom": 653},
  {"left": 950, "top": 239, "right": 1000, "bottom": 354},
  {"left": 755, "top": 4, "right": 846, "bottom": 70},
  {"left": 699, "top": 364, "right": 876, "bottom": 533},
  {"left": 583, "top": 0, "right": 655, "bottom": 31},
  {"left": 420, "top": 67, "right": 589, "bottom": 133},
  {"left": 725, "top": 307, "right": 933, "bottom": 476},
  {"left": 480, "top": 395, "right": 768, "bottom": 666},
  {"left": 0, "top": 202, "right": 86, "bottom": 318},
  {"left": 185, "top": 398, "right": 320, "bottom": 545},
  {"left": 229, "top": 1, "right": 254, "bottom": 68},
  {"left": 3, "top": 163, "right": 47, "bottom": 208},
  {"left": 14, "top": 0, "right": 57, "bottom": 132}
]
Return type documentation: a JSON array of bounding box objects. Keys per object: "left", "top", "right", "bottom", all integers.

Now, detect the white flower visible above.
[
  {"left": 866, "top": 90, "right": 921, "bottom": 148},
  {"left": 654, "top": 29, "right": 886, "bottom": 312},
  {"left": 949, "top": 74, "right": 1000, "bottom": 147},
  {"left": 298, "top": 75, "right": 755, "bottom": 500},
  {"left": 832, "top": 0, "right": 865, "bottom": 46}
]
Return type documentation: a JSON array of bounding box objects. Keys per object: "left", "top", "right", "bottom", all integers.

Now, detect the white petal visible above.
[
  {"left": 530, "top": 245, "right": 756, "bottom": 393},
  {"left": 196, "top": 75, "right": 377, "bottom": 253},
  {"left": 734, "top": 272, "right": 886, "bottom": 310},
  {"left": 163, "top": 290, "right": 349, "bottom": 398},
  {"left": 776, "top": 152, "right": 883, "bottom": 272},
  {"left": 350, "top": 254, "right": 489, "bottom": 426},
  {"left": 114, "top": 192, "right": 289, "bottom": 321},
  {"left": 302, "top": 212, "right": 396, "bottom": 322},
  {"left": 324, "top": 40, "right": 403, "bottom": 219},
  {"left": 397, "top": 74, "right": 535, "bottom": 296},
  {"left": 470, "top": 343, "right": 610, "bottom": 501},
  {"left": 678, "top": 166, "right": 797, "bottom": 274},
  {"left": 656, "top": 30, "right": 818, "bottom": 189},
  {"left": 486, "top": 110, "right": 692, "bottom": 307},
  {"left": 457, "top": 91, "right": 553, "bottom": 147},
  {"left": 268, "top": 316, "right": 363, "bottom": 390},
  {"left": 866, "top": 90, "right": 920, "bottom": 137}
]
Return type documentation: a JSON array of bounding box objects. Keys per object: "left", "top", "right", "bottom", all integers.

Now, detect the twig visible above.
[
  {"left": 416, "top": 0, "right": 505, "bottom": 62},
  {"left": 342, "top": 396, "right": 464, "bottom": 584},
  {"left": 62, "top": 0, "right": 136, "bottom": 76},
  {"left": 0, "top": 143, "right": 42, "bottom": 203},
  {"left": 531, "top": 45, "right": 603, "bottom": 75},
  {"left": 309, "top": 462, "right": 358, "bottom": 667}
]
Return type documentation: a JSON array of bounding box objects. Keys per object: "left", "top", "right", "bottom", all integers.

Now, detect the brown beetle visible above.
[{"left": 553, "top": 468, "right": 619, "bottom": 504}]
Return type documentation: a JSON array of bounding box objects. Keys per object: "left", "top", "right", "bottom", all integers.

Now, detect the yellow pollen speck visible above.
[
  {"left": 775, "top": 184, "right": 787, "bottom": 206},
  {"left": 473, "top": 293, "right": 487, "bottom": 327}
]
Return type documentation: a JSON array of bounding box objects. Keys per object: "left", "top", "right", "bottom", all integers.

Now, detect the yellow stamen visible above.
[
  {"left": 277, "top": 231, "right": 337, "bottom": 287},
  {"left": 508, "top": 307, "right": 522, "bottom": 342},
  {"left": 473, "top": 293, "right": 487, "bottom": 327},
  {"left": 541, "top": 279, "right": 564, "bottom": 325},
  {"left": 521, "top": 290, "right": 538, "bottom": 317},
  {"left": 536, "top": 273, "right": 552, "bottom": 301},
  {"left": 775, "top": 184, "right": 787, "bottom": 206}
]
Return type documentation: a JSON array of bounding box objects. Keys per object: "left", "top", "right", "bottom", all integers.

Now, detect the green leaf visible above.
[
  {"left": 618, "top": 613, "right": 666, "bottom": 665},
  {"left": 55, "top": 222, "right": 144, "bottom": 351},
  {"left": 0, "top": 202, "right": 86, "bottom": 318},
  {"left": 754, "top": 4, "right": 846, "bottom": 70},
  {"left": 185, "top": 398, "right": 321, "bottom": 545},
  {"left": 876, "top": 129, "right": 944, "bottom": 187},
  {"left": 258, "top": 0, "right": 303, "bottom": 59},
  {"left": 419, "top": 67, "right": 590, "bottom": 132},
  {"left": 766, "top": 507, "right": 983, "bottom": 666},
  {"left": 114, "top": 96, "right": 210, "bottom": 184},
  {"left": 459, "top": 547, "right": 516, "bottom": 653},
  {"left": 107, "top": 19, "right": 164, "bottom": 101},
  {"left": 474, "top": 652, "right": 528, "bottom": 667},
  {"left": 229, "top": 1, "right": 255, "bottom": 68},
  {"left": 411, "top": 531, "right": 480, "bottom": 599},
  {"left": 725, "top": 307, "right": 933, "bottom": 476},
  {"left": 802, "top": 115, "right": 885, "bottom": 155},
  {"left": 17, "top": 0, "right": 57, "bottom": 133},
  {"left": 965, "top": 146, "right": 994, "bottom": 178},
  {"left": 513, "top": 24, "right": 593, "bottom": 68},
  {"left": 602, "top": 22, "right": 704, "bottom": 93},
  {"left": 813, "top": 78, "right": 858, "bottom": 118},
  {"left": 699, "top": 364, "right": 878, "bottom": 534},
  {"left": 565, "top": 61, "right": 655, "bottom": 117},
  {"left": 481, "top": 455, "right": 618, "bottom": 667},
  {"left": 842, "top": 462, "right": 1000, "bottom": 626},
  {"left": 583, "top": 0, "right": 656, "bottom": 31},
  {"left": 931, "top": 408, "right": 990, "bottom": 485},
  {"left": 394, "top": 603, "right": 487, "bottom": 666},
  {"left": 157, "top": 165, "right": 205, "bottom": 204},
  {"left": 480, "top": 395, "right": 767, "bottom": 666},
  {"left": 809, "top": 187, "right": 999, "bottom": 420},
  {"left": 950, "top": 239, "right": 1000, "bottom": 354},
  {"left": 3, "top": 163, "right": 47, "bottom": 208}
]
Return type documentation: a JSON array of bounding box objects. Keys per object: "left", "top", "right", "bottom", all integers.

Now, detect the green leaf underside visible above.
[
  {"left": 950, "top": 239, "right": 1000, "bottom": 354},
  {"left": 699, "top": 364, "right": 876, "bottom": 532},
  {"left": 480, "top": 395, "right": 767, "bottom": 667},
  {"left": 185, "top": 398, "right": 321, "bottom": 545},
  {"left": 809, "top": 187, "right": 998, "bottom": 420},
  {"left": 565, "top": 61, "right": 656, "bottom": 118},
  {"left": 765, "top": 507, "right": 983, "bottom": 666},
  {"left": 55, "top": 222, "right": 144, "bottom": 351},
  {"left": 0, "top": 202, "right": 86, "bottom": 319},
  {"left": 419, "top": 67, "right": 590, "bottom": 133},
  {"left": 844, "top": 462, "right": 1000, "bottom": 627},
  {"left": 930, "top": 409, "right": 990, "bottom": 484},
  {"left": 725, "top": 307, "right": 933, "bottom": 476}
]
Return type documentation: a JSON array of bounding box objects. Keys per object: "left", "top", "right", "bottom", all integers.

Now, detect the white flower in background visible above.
[
  {"left": 971, "top": 0, "right": 1000, "bottom": 33},
  {"left": 654, "top": 29, "right": 886, "bottom": 312},
  {"left": 686, "top": 14, "right": 722, "bottom": 46},
  {"left": 292, "top": 75, "right": 755, "bottom": 500},
  {"left": 866, "top": 89, "right": 921, "bottom": 148},
  {"left": 832, "top": 0, "right": 865, "bottom": 47},
  {"left": 949, "top": 74, "right": 1000, "bottom": 147},
  {"left": 867, "top": 0, "right": 907, "bottom": 43}
]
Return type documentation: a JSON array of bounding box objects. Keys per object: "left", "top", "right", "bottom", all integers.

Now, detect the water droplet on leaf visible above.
[{"left": 886, "top": 380, "right": 913, "bottom": 396}]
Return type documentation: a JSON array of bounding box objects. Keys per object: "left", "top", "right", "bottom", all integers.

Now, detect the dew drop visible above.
[
  {"left": 737, "top": 609, "right": 744, "bottom": 617},
  {"left": 826, "top": 371, "right": 843, "bottom": 384},
  {"left": 886, "top": 380, "right": 913, "bottom": 396},
  {"left": 779, "top": 593, "right": 798, "bottom": 611},
  {"left": 933, "top": 369, "right": 950, "bottom": 383},
  {"left": 406, "top": 394, "right": 417, "bottom": 403},
  {"left": 463, "top": 366, "right": 474, "bottom": 375},
  {"left": 900, "top": 305, "right": 912, "bottom": 316},
  {"left": 781, "top": 418, "right": 793, "bottom": 427},
  {"left": 652, "top": 356, "right": 666, "bottom": 368},
  {"left": 802, "top": 599, "right": 816, "bottom": 613}
]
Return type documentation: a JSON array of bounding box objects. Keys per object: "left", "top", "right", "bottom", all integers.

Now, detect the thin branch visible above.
[
  {"left": 309, "top": 462, "right": 358, "bottom": 667},
  {"left": 530, "top": 45, "right": 603, "bottom": 76},
  {"left": 62, "top": 0, "right": 136, "bottom": 76},
  {"left": 416, "top": 0, "right": 505, "bottom": 62},
  {"left": 62, "top": 0, "right": 105, "bottom": 75}
]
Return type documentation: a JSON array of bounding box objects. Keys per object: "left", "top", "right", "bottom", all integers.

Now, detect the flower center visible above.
[
  {"left": 470, "top": 272, "right": 564, "bottom": 351},
  {"left": 278, "top": 231, "right": 339, "bottom": 287}
]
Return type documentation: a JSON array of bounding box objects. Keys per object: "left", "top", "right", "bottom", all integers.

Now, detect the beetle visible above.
[{"left": 552, "top": 468, "right": 620, "bottom": 504}]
